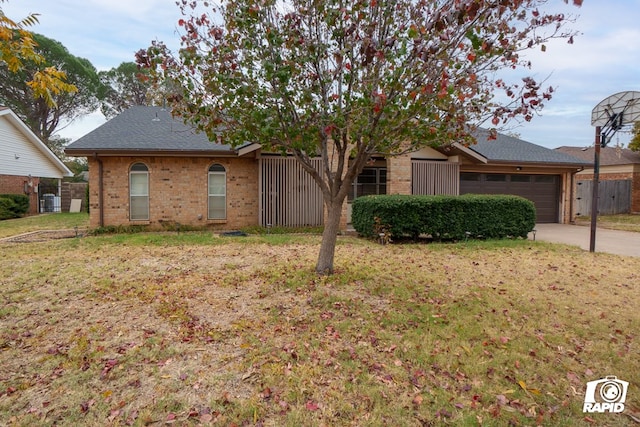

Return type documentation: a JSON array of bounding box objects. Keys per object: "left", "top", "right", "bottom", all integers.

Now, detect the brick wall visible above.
[
  {"left": 88, "top": 156, "right": 259, "bottom": 229},
  {"left": 386, "top": 154, "right": 412, "bottom": 195},
  {"left": 0, "top": 173, "right": 40, "bottom": 215}
]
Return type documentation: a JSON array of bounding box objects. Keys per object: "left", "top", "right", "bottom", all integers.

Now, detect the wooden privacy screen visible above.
[
  {"left": 259, "top": 156, "right": 324, "bottom": 227},
  {"left": 411, "top": 160, "right": 459, "bottom": 195}
]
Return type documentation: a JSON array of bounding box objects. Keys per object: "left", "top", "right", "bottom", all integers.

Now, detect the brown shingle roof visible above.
[{"left": 555, "top": 146, "right": 640, "bottom": 166}]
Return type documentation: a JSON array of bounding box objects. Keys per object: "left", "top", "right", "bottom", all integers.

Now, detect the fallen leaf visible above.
[
  {"left": 412, "top": 394, "right": 423, "bottom": 406},
  {"left": 261, "top": 387, "right": 272, "bottom": 399},
  {"left": 305, "top": 400, "right": 319, "bottom": 411},
  {"left": 567, "top": 372, "right": 580, "bottom": 385},
  {"left": 436, "top": 408, "right": 452, "bottom": 418},
  {"left": 496, "top": 395, "right": 508, "bottom": 406},
  {"left": 108, "top": 409, "right": 121, "bottom": 422},
  {"left": 126, "top": 409, "right": 139, "bottom": 424}
]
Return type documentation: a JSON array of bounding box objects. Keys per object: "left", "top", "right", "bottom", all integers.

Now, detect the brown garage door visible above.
[{"left": 460, "top": 173, "right": 560, "bottom": 223}]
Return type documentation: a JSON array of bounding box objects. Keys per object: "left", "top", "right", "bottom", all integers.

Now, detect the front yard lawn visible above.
[
  {"left": 1, "top": 231, "right": 639, "bottom": 426},
  {"left": 575, "top": 214, "right": 640, "bottom": 233},
  {"left": 0, "top": 213, "right": 89, "bottom": 239}
]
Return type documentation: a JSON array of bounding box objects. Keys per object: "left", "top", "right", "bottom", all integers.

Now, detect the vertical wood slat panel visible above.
[
  {"left": 260, "top": 157, "right": 324, "bottom": 227},
  {"left": 411, "top": 160, "right": 459, "bottom": 195},
  {"left": 575, "top": 179, "right": 631, "bottom": 216}
]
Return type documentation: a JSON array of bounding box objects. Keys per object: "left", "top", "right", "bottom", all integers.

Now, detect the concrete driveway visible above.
[{"left": 531, "top": 223, "right": 640, "bottom": 257}]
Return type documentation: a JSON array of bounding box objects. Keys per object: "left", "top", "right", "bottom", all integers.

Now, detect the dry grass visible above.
[
  {"left": 0, "top": 213, "right": 89, "bottom": 239},
  {"left": 575, "top": 214, "right": 640, "bottom": 233},
  {"left": 1, "top": 231, "right": 639, "bottom": 426}
]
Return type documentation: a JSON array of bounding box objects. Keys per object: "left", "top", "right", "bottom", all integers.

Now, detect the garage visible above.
[{"left": 460, "top": 173, "right": 560, "bottom": 223}]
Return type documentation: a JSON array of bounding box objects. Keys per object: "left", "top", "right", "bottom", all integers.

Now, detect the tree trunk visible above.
[{"left": 315, "top": 201, "right": 343, "bottom": 275}]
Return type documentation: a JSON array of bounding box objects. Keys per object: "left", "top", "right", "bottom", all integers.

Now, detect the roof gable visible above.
[{"left": 0, "top": 108, "right": 72, "bottom": 178}]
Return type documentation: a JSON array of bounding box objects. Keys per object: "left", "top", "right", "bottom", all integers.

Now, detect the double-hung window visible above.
[
  {"left": 208, "top": 164, "right": 226, "bottom": 219},
  {"left": 348, "top": 167, "right": 387, "bottom": 201},
  {"left": 129, "top": 163, "right": 149, "bottom": 220}
]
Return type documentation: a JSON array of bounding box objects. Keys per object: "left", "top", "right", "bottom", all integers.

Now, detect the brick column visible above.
[{"left": 386, "top": 153, "right": 412, "bottom": 195}]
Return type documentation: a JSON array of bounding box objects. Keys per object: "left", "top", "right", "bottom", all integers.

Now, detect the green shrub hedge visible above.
[
  {"left": 351, "top": 194, "right": 536, "bottom": 240},
  {"left": 0, "top": 194, "right": 30, "bottom": 220}
]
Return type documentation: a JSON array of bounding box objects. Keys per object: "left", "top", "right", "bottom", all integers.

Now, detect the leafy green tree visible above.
[
  {"left": 47, "top": 135, "right": 88, "bottom": 181},
  {"left": 0, "top": 1, "right": 76, "bottom": 107},
  {"left": 99, "top": 61, "right": 153, "bottom": 119},
  {"left": 139, "top": 0, "right": 580, "bottom": 274},
  {"left": 0, "top": 32, "right": 102, "bottom": 144},
  {"left": 64, "top": 157, "right": 88, "bottom": 182},
  {"left": 628, "top": 122, "right": 640, "bottom": 151},
  {"left": 45, "top": 134, "right": 68, "bottom": 159}
]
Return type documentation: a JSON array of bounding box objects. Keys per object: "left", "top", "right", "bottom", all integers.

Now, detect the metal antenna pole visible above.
[{"left": 589, "top": 126, "right": 602, "bottom": 252}]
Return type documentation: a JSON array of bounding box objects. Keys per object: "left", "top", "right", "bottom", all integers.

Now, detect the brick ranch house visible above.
[
  {"left": 556, "top": 146, "right": 640, "bottom": 215},
  {"left": 64, "top": 106, "right": 588, "bottom": 230},
  {"left": 0, "top": 107, "right": 73, "bottom": 215}
]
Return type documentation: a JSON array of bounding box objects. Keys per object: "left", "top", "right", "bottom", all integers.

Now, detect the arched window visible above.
[
  {"left": 208, "top": 164, "right": 226, "bottom": 220},
  {"left": 129, "top": 163, "right": 149, "bottom": 220}
]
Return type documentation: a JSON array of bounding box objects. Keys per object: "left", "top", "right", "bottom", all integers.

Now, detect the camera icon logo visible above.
[{"left": 583, "top": 376, "right": 629, "bottom": 413}]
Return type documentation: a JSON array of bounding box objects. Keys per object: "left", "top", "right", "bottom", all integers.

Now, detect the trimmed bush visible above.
[
  {"left": 0, "top": 194, "right": 29, "bottom": 220},
  {"left": 352, "top": 194, "right": 536, "bottom": 241}
]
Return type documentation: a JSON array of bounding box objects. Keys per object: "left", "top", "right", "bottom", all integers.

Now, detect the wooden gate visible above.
[
  {"left": 575, "top": 179, "right": 631, "bottom": 216},
  {"left": 259, "top": 157, "right": 324, "bottom": 227},
  {"left": 411, "top": 160, "right": 459, "bottom": 195}
]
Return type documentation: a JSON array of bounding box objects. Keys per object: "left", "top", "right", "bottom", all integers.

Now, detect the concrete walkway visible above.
[{"left": 531, "top": 224, "right": 640, "bottom": 257}]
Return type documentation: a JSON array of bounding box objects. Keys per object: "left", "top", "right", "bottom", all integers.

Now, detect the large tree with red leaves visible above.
[{"left": 138, "top": 0, "right": 580, "bottom": 274}]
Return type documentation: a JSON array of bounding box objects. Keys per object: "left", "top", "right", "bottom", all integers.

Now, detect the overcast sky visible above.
[{"left": 3, "top": 0, "right": 640, "bottom": 149}]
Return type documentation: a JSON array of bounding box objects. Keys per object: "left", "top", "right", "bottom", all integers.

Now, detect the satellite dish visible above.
[{"left": 591, "top": 91, "right": 640, "bottom": 127}]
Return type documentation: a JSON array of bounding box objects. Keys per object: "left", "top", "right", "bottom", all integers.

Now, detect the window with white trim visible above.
[
  {"left": 208, "top": 164, "right": 226, "bottom": 219},
  {"left": 129, "top": 163, "right": 149, "bottom": 220}
]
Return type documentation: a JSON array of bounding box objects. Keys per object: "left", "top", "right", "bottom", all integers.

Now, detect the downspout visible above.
[
  {"left": 570, "top": 166, "right": 584, "bottom": 223},
  {"left": 93, "top": 153, "right": 104, "bottom": 227},
  {"left": 569, "top": 171, "right": 575, "bottom": 223}
]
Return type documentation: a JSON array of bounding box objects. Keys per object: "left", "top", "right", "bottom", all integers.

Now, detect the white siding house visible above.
[{"left": 0, "top": 107, "right": 73, "bottom": 214}]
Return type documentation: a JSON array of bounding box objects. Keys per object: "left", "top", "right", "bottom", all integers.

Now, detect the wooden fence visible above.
[
  {"left": 575, "top": 179, "right": 631, "bottom": 216},
  {"left": 259, "top": 157, "right": 324, "bottom": 227}
]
